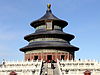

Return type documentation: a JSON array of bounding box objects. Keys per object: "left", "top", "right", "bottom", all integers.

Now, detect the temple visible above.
[
  {"left": 0, "top": 4, "right": 100, "bottom": 75},
  {"left": 20, "top": 4, "right": 79, "bottom": 62}
]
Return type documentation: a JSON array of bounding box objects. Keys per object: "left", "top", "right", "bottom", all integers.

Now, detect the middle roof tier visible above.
[{"left": 24, "top": 29, "right": 75, "bottom": 41}]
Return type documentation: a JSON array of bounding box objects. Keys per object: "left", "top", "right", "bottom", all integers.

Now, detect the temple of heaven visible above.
[{"left": 20, "top": 4, "right": 79, "bottom": 62}]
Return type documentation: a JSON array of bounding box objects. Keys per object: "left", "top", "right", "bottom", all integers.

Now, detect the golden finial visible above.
[{"left": 47, "top": 4, "right": 51, "bottom": 10}]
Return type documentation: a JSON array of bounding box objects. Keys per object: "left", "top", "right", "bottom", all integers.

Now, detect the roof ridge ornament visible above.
[{"left": 47, "top": 4, "right": 51, "bottom": 11}]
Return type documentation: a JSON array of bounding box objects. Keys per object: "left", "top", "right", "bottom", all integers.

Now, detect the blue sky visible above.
[{"left": 0, "top": 0, "right": 100, "bottom": 62}]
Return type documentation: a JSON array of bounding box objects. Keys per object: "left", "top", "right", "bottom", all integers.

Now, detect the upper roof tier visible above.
[{"left": 30, "top": 4, "right": 68, "bottom": 28}]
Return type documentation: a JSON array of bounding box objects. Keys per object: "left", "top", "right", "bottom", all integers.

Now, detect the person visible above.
[{"left": 51, "top": 60, "right": 55, "bottom": 69}]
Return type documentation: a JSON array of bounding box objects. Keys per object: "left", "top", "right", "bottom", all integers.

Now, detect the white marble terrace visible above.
[
  {"left": 1, "top": 59, "right": 100, "bottom": 75},
  {"left": 57, "top": 59, "right": 100, "bottom": 75},
  {"left": 0, "top": 60, "right": 43, "bottom": 75}
]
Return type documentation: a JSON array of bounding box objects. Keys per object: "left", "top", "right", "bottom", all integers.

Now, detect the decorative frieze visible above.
[
  {"left": 54, "top": 25, "right": 61, "bottom": 29},
  {"left": 29, "top": 38, "right": 66, "bottom": 42},
  {"left": 36, "top": 25, "right": 46, "bottom": 30},
  {"left": 25, "top": 49, "right": 68, "bottom": 54}
]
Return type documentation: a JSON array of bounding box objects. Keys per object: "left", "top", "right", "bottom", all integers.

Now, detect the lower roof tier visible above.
[
  {"left": 24, "top": 29, "right": 75, "bottom": 41},
  {"left": 20, "top": 41, "right": 79, "bottom": 52}
]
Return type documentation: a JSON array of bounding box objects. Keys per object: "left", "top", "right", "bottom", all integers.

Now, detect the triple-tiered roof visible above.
[{"left": 20, "top": 4, "right": 79, "bottom": 52}]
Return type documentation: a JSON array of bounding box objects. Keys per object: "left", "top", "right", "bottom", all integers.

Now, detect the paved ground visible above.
[{"left": 53, "top": 63, "right": 60, "bottom": 75}]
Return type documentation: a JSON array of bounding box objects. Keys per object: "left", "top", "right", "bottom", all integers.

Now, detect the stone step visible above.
[
  {"left": 41, "top": 63, "right": 60, "bottom": 75},
  {"left": 47, "top": 68, "right": 53, "bottom": 75}
]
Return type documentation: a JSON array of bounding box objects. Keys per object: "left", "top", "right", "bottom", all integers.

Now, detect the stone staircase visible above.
[{"left": 41, "top": 62, "right": 60, "bottom": 75}]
